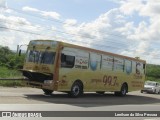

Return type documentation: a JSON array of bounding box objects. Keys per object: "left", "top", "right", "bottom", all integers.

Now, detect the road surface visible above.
[{"left": 0, "top": 87, "right": 160, "bottom": 120}]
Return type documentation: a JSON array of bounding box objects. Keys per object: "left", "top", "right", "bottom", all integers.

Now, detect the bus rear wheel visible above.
[
  {"left": 42, "top": 89, "right": 53, "bottom": 95},
  {"left": 69, "top": 82, "right": 83, "bottom": 98},
  {"left": 115, "top": 83, "right": 128, "bottom": 96}
]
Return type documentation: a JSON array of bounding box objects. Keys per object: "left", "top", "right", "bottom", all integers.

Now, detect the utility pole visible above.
[{"left": 17, "top": 45, "right": 19, "bottom": 54}]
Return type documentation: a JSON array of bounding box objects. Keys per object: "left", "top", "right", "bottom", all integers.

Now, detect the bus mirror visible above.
[{"left": 19, "top": 49, "right": 22, "bottom": 56}]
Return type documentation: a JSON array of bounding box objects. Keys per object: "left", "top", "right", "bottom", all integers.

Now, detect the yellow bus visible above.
[{"left": 20, "top": 40, "right": 146, "bottom": 97}]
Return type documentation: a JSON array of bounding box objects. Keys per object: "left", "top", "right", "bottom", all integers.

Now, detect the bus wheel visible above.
[
  {"left": 120, "top": 83, "right": 128, "bottom": 96},
  {"left": 42, "top": 89, "right": 53, "bottom": 95},
  {"left": 115, "top": 83, "right": 128, "bottom": 96},
  {"left": 96, "top": 91, "right": 105, "bottom": 95},
  {"left": 154, "top": 89, "right": 157, "bottom": 94},
  {"left": 69, "top": 82, "right": 83, "bottom": 98}
]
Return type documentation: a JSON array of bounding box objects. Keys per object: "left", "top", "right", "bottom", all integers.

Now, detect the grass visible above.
[
  {"left": 0, "top": 80, "right": 25, "bottom": 87},
  {"left": 0, "top": 67, "right": 24, "bottom": 87},
  {"left": 0, "top": 67, "right": 22, "bottom": 78}
]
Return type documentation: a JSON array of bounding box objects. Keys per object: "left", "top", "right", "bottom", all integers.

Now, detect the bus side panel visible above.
[{"left": 57, "top": 46, "right": 145, "bottom": 92}]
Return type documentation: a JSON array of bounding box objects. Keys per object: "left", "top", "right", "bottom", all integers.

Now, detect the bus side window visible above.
[
  {"left": 125, "top": 60, "right": 132, "bottom": 74},
  {"left": 61, "top": 54, "right": 75, "bottom": 68},
  {"left": 113, "top": 57, "right": 124, "bottom": 72}
]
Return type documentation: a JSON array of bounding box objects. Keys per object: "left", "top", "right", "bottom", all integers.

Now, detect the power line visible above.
[
  {"left": 0, "top": 19, "right": 130, "bottom": 47},
  {"left": 0, "top": 6, "right": 131, "bottom": 39},
  {"left": 0, "top": 6, "right": 137, "bottom": 49},
  {"left": 1, "top": 18, "right": 158, "bottom": 54},
  {"left": 0, "top": 5, "right": 65, "bottom": 25},
  {"left": 2, "top": 5, "right": 156, "bottom": 49},
  {"left": 0, "top": 26, "right": 42, "bottom": 36},
  {"left": 0, "top": 7, "right": 159, "bottom": 62},
  {"left": 1, "top": 25, "right": 156, "bottom": 60},
  {"left": 0, "top": 25, "right": 130, "bottom": 51},
  {"left": 0, "top": 5, "right": 138, "bottom": 51}
]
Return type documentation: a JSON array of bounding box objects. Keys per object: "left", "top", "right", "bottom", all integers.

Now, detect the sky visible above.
[{"left": 0, "top": 0, "right": 160, "bottom": 64}]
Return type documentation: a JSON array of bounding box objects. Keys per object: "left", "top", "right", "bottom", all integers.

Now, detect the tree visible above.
[
  {"left": 0, "top": 46, "right": 25, "bottom": 69},
  {"left": 146, "top": 64, "right": 160, "bottom": 82}
]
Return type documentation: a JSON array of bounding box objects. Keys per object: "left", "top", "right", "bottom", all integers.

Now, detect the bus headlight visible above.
[{"left": 44, "top": 80, "right": 53, "bottom": 84}]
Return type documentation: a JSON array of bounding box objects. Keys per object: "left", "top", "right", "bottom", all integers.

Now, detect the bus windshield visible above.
[{"left": 26, "top": 50, "right": 55, "bottom": 64}]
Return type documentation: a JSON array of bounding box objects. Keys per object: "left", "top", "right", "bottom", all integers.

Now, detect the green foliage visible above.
[
  {"left": 0, "top": 80, "right": 24, "bottom": 87},
  {"left": 0, "top": 67, "right": 24, "bottom": 86},
  {"left": 146, "top": 64, "right": 160, "bottom": 82},
  {"left": 6, "top": 54, "right": 25, "bottom": 69},
  {"left": 0, "top": 45, "right": 25, "bottom": 69},
  {"left": 0, "top": 67, "right": 22, "bottom": 78},
  {"left": 0, "top": 46, "right": 25, "bottom": 86}
]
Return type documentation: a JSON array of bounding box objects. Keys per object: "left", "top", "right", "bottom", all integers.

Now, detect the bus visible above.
[{"left": 20, "top": 40, "right": 146, "bottom": 97}]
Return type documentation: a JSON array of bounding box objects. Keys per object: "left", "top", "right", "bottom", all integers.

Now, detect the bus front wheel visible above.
[
  {"left": 69, "top": 82, "right": 83, "bottom": 98},
  {"left": 42, "top": 89, "right": 53, "bottom": 95}
]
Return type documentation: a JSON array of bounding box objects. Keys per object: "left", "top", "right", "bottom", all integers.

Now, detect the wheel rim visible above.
[
  {"left": 122, "top": 86, "right": 126, "bottom": 95},
  {"left": 72, "top": 85, "right": 80, "bottom": 96}
]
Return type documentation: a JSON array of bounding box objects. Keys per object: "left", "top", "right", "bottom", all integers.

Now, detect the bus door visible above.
[{"left": 58, "top": 47, "right": 76, "bottom": 90}]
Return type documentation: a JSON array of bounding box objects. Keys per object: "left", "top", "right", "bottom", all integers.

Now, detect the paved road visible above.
[
  {"left": 0, "top": 87, "right": 160, "bottom": 120},
  {"left": 0, "top": 87, "right": 160, "bottom": 105}
]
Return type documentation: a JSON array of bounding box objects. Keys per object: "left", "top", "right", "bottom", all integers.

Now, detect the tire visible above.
[
  {"left": 154, "top": 89, "right": 157, "bottom": 94},
  {"left": 69, "top": 82, "right": 83, "bottom": 98},
  {"left": 115, "top": 83, "right": 128, "bottom": 96},
  {"left": 42, "top": 89, "right": 53, "bottom": 95},
  {"left": 96, "top": 91, "right": 105, "bottom": 95}
]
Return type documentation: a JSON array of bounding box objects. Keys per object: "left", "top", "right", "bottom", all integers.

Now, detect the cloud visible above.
[
  {"left": 0, "top": 0, "right": 14, "bottom": 14},
  {"left": 0, "top": 16, "right": 60, "bottom": 51},
  {"left": 0, "top": 14, "right": 45, "bottom": 50},
  {"left": 0, "top": 14, "right": 32, "bottom": 31},
  {"left": 22, "top": 6, "right": 39, "bottom": 12},
  {"left": 0, "top": 0, "right": 7, "bottom": 8},
  {"left": 62, "top": 0, "right": 160, "bottom": 65},
  {"left": 0, "top": 0, "right": 10, "bottom": 13},
  {"left": 0, "top": 27, "right": 55, "bottom": 50},
  {"left": 41, "top": 11, "right": 60, "bottom": 20},
  {"left": 63, "top": 8, "right": 128, "bottom": 52},
  {"left": 22, "top": 6, "right": 61, "bottom": 20},
  {"left": 140, "top": 0, "right": 160, "bottom": 17},
  {"left": 64, "top": 19, "right": 77, "bottom": 26},
  {"left": 0, "top": 13, "right": 53, "bottom": 35},
  {"left": 119, "top": 0, "right": 144, "bottom": 15}
]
